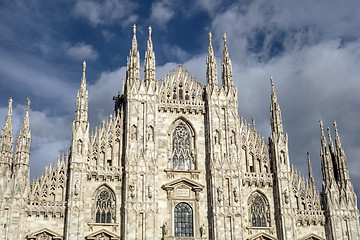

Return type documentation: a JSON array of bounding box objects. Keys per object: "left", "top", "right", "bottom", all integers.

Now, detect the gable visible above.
[
  {"left": 27, "top": 228, "right": 62, "bottom": 240},
  {"left": 85, "top": 229, "right": 120, "bottom": 240},
  {"left": 162, "top": 177, "right": 204, "bottom": 191},
  {"left": 298, "top": 233, "right": 325, "bottom": 240},
  {"left": 248, "top": 232, "right": 277, "bottom": 240}
]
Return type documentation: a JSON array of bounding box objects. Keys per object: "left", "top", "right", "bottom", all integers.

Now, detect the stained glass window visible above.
[
  {"left": 172, "top": 125, "right": 191, "bottom": 170},
  {"left": 95, "top": 190, "right": 114, "bottom": 223},
  {"left": 250, "top": 195, "right": 267, "bottom": 227},
  {"left": 174, "top": 202, "right": 193, "bottom": 237}
]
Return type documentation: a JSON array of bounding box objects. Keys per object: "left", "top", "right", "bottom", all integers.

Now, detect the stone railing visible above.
[{"left": 242, "top": 172, "right": 273, "bottom": 187}]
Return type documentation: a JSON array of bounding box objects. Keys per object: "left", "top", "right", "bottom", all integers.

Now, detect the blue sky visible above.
[{"left": 1, "top": 0, "right": 360, "bottom": 206}]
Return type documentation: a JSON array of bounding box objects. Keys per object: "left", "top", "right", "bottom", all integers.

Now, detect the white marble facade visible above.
[{"left": 0, "top": 26, "right": 359, "bottom": 240}]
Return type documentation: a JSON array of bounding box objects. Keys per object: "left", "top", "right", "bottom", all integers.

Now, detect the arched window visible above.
[
  {"left": 172, "top": 125, "right": 191, "bottom": 170},
  {"left": 95, "top": 189, "right": 115, "bottom": 223},
  {"left": 250, "top": 194, "right": 268, "bottom": 227},
  {"left": 174, "top": 202, "right": 193, "bottom": 237}
]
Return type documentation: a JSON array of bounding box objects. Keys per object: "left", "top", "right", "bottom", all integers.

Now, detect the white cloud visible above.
[
  {"left": 73, "top": 0, "right": 138, "bottom": 27},
  {"left": 65, "top": 42, "right": 99, "bottom": 60},
  {"left": 150, "top": 0, "right": 175, "bottom": 26},
  {"left": 87, "top": 67, "right": 126, "bottom": 124}
]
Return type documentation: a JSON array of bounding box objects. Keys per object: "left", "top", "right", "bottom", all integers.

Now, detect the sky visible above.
[{"left": 0, "top": 0, "right": 360, "bottom": 207}]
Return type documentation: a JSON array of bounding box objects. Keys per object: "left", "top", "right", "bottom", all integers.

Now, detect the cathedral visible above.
[{"left": 0, "top": 25, "right": 359, "bottom": 240}]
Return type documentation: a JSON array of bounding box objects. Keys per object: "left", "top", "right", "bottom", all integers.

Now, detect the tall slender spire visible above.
[
  {"left": 307, "top": 151, "right": 315, "bottom": 189},
  {"left": 126, "top": 24, "right": 140, "bottom": 91},
  {"left": 319, "top": 120, "right": 335, "bottom": 185},
  {"left": 333, "top": 121, "right": 350, "bottom": 182},
  {"left": 270, "top": 77, "right": 283, "bottom": 135},
  {"left": 81, "top": 61, "right": 86, "bottom": 93},
  {"left": 206, "top": 32, "right": 218, "bottom": 89},
  {"left": 221, "top": 33, "right": 233, "bottom": 92},
  {"left": 14, "top": 99, "right": 31, "bottom": 166},
  {"left": 144, "top": 26, "right": 156, "bottom": 87},
  {"left": 132, "top": 24, "right": 137, "bottom": 51},
  {"left": 75, "top": 61, "right": 88, "bottom": 123},
  {"left": 0, "top": 98, "right": 14, "bottom": 167}
]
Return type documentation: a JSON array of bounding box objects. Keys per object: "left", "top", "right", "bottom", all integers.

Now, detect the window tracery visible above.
[
  {"left": 174, "top": 202, "right": 193, "bottom": 237},
  {"left": 95, "top": 188, "right": 115, "bottom": 223},
  {"left": 172, "top": 125, "right": 191, "bottom": 170},
  {"left": 249, "top": 193, "right": 268, "bottom": 227}
]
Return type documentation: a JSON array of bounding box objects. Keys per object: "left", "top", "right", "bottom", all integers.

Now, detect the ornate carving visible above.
[
  {"left": 233, "top": 187, "right": 238, "bottom": 203},
  {"left": 129, "top": 184, "right": 135, "bottom": 198},
  {"left": 148, "top": 185, "right": 153, "bottom": 199}
]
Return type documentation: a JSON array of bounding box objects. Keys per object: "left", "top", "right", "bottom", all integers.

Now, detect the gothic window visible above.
[
  {"left": 250, "top": 194, "right": 268, "bottom": 227},
  {"left": 172, "top": 125, "right": 191, "bottom": 170},
  {"left": 95, "top": 189, "right": 115, "bottom": 223},
  {"left": 174, "top": 202, "right": 193, "bottom": 237}
]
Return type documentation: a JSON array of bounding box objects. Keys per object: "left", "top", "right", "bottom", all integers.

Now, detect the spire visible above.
[
  {"left": 307, "top": 151, "right": 315, "bottom": 188},
  {"left": 144, "top": 26, "right": 156, "bottom": 87},
  {"left": 206, "top": 32, "right": 218, "bottom": 89},
  {"left": 333, "top": 121, "right": 343, "bottom": 150},
  {"left": 319, "top": 120, "right": 335, "bottom": 185},
  {"left": 23, "top": 98, "right": 30, "bottom": 132},
  {"left": 270, "top": 77, "right": 283, "bottom": 135},
  {"left": 132, "top": 24, "right": 137, "bottom": 51},
  {"left": 75, "top": 61, "right": 88, "bottom": 123},
  {"left": 81, "top": 61, "right": 86, "bottom": 92},
  {"left": 126, "top": 24, "right": 140, "bottom": 91},
  {"left": 0, "top": 98, "right": 14, "bottom": 166},
  {"left": 333, "top": 121, "right": 350, "bottom": 182},
  {"left": 14, "top": 99, "right": 31, "bottom": 166},
  {"left": 221, "top": 33, "right": 234, "bottom": 92}
]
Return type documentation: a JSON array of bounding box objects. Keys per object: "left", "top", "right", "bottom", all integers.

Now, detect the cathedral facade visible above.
[{"left": 0, "top": 26, "right": 359, "bottom": 240}]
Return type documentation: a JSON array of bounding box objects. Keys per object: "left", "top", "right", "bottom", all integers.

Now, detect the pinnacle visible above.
[
  {"left": 82, "top": 61, "right": 86, "bottom": 78},
  {"left": 319, "top": 120, "right": 324, "bottom": 135}
]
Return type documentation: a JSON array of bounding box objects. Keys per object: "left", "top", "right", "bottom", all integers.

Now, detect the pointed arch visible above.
[
  {"left": 248, "top": 191, "right": 270, "bottom": 227},
  {"left": 168, "top": 117, "right": 197, "bottom": 170},
  {"left": 93, "top": 184, "right": 116, "bottom": 223}
]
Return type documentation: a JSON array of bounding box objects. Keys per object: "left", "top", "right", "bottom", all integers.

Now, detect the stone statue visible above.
[
  {"left": 200, "top": 224, "right": 205, "bottom": 237},
  {"left": 217, "top": 186, "right": 223, "bottom": 202},
  {"left": 161, "top": 222, "right": 168, "bottom": 237},
  {"left": 74, "top": 180, "right": 79, "bottom": 196}
]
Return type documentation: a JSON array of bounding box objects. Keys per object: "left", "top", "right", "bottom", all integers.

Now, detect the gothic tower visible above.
[
  {"left": 269, "top": 78, "right": 296, "bottom": 240},
  {"left": 64, "top": 61, "right": 90, "bottom": 240},
  {"left": 320, "top": 121, "right": 360, "bottom": 239}
]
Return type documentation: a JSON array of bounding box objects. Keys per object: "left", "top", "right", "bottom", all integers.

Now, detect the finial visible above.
[
  {"left": 327, "top": 127, "right": 331, "bottom": 137},
  {"left": 133, "top": 24, "right": 136, "bottom": 36},
  {"left": 307, "top": 151, "right": 310, "bottom": 161},
  {"left": 209, "top": 32, "right": 212, "bottom": 43},
  {"left": 270, "top": 76, "right": 274, "bottom": 87},
  {"left": 82, "top": 61, "right": 86, "bottom": 78},
  {"left": 8, "top": 98, "right": 13, "bottom": 114},
  {"left": 223, "top": 33, "right": 227, "bottom": 43},
  {"left": 333, "top": 121, "right": 338, "bottom": 134},
  {"left": 252, "top": 117, "right": 255, "bottom": 128},
  {"left": 319, "top": 120, "right": 324, "bottom": 133},
  {"left": 149, "top": 26, "right": 152, "bottom": 38},
  {"left": 26, "top": 98, "right": 31, "bottom": 112}
]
